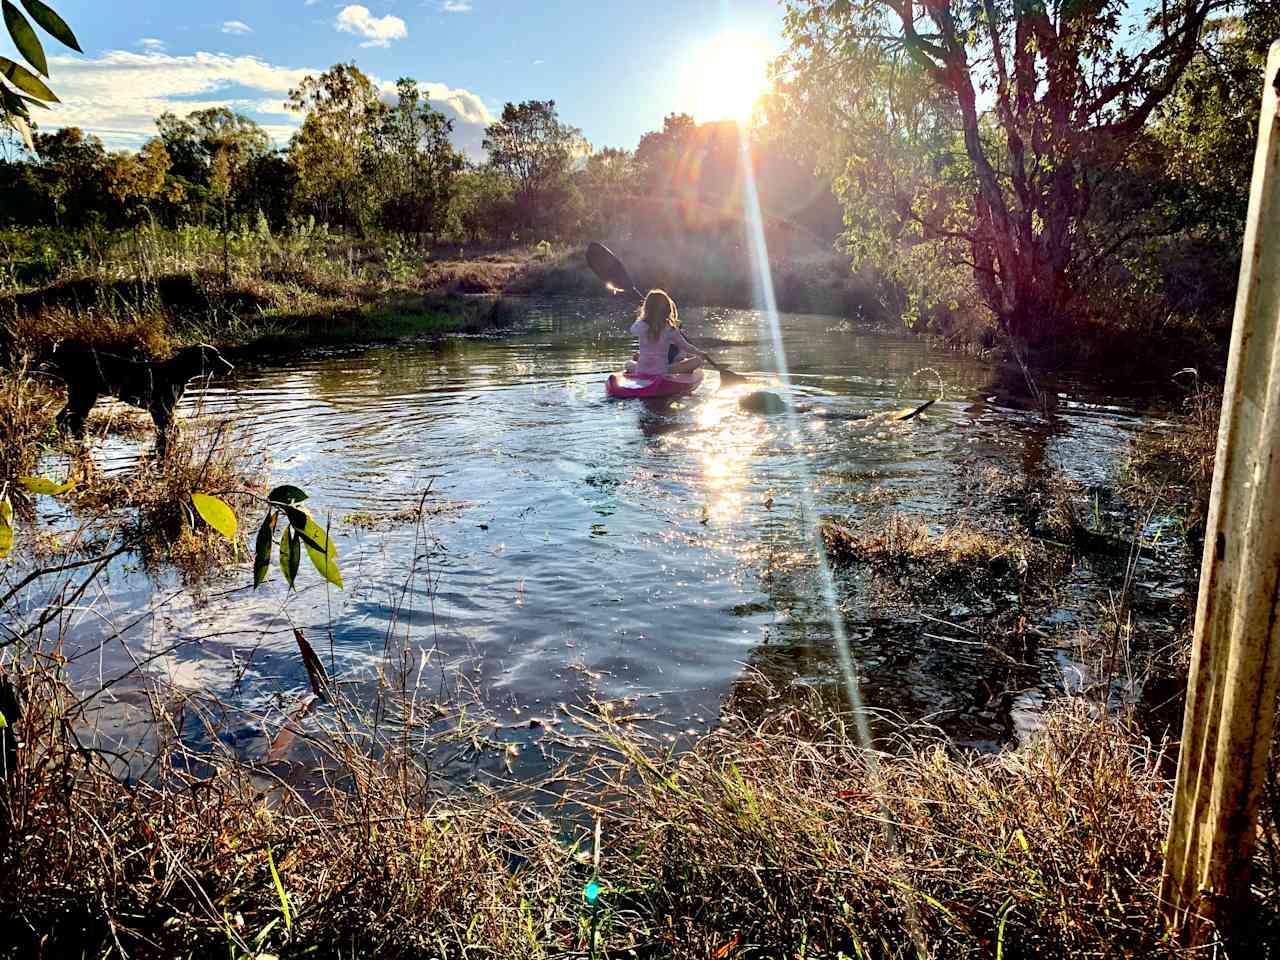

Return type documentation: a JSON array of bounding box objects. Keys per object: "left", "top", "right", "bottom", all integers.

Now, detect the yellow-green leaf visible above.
[
  {"left": 0, "top": 56, "right": 55, "bottom": 102},
  {"left": 0, "top": 495, "right": 13, "bottom": 559},
  {"left": 191, "top": 493, "right": 237, "bottom": 540},
  {"left": 285, "top": 506, "right": 342, "bottom": 590},
  {"left": 19, "top": 476, "right": 75, "bottom": 496},
  {"left": 2, "top": 1, "right": 46, "bottom": 76},
  {"left": 304, "top": 537, "right": 343, "bottom": 590},
  {"left": 7, "top": 109, "right": 32, "bottom": 151},
  {"left": 285, "top": 507, "right": 336, "bottom": 559}
]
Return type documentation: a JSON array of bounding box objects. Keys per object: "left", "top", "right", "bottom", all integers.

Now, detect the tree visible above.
[
  {"left": 287, "top": 62, "right": 384, "bottom": 231},
  {"left": 782, "top": 0, "right": 1236, "bottom": 345},
  {"left": 375, "top": 78, "right": 464, "bottom": 240},
  {"left": 634, "top": 113, "right": 697, "bottom": 195},
  {"left": 156, "top": 107, "right": 271, "bottom": 184},
  {"left": 482, "top": 100, "right": 586, "bottom": 237},
  {"left": 31, "top": 126, "right": 107, "bottom": 227},
  {"left": 1, "top": 0, "right": 81, "bottom": 150},
  {"left": 155, "top": 106, "right": 273, "bottom": 238},
  {"left": 578, "top": 146, "right": 634, "bottom": 236},
  {"left": 238, "top": 152, "right": 297, "bottom": 231},
  {"left": 105, "top": 139, "right": 183, "bottom": 225},
  {"left": 452, "top": 163, "right": 517, "bottom": 243},
  {"left": 1151, "top": 2, "right": 1280, "bottom": 244}
]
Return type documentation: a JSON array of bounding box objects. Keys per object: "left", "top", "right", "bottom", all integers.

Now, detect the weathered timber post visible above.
[{"left": 1160, "top": 39, "right": 1280, "bottom": 941}]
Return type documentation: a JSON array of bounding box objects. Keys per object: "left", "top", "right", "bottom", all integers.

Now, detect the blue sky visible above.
[{"left": 15, "top": 1, "right": 786, "bottom": 157}]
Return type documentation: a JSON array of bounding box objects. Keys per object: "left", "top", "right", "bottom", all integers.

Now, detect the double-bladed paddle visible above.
[{"left": 586, "top": 242, "right": 748, "bottom": 387}]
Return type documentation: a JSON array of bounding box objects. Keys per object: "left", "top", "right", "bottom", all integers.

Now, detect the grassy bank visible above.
[
  {"left": 0, "top": 225, "right": 547, "bottom": 363},
  {"left": 2, "top": 222, "right": 1271, "bottom": 958},
  {"left": 0, "top": 223, "right": 882, "bottom": 364},
  {"left": 1, "top": 634, "right": 1272, "bottom": 959}
]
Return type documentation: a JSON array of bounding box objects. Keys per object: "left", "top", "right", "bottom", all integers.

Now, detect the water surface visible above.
[{"left": 12, "top": 299, "right": 1189, "bottom": 777}]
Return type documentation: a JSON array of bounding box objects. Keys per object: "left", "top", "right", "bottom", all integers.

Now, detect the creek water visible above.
[{"left": 13, "top": 299, "right": 1191, "bottom": 782}]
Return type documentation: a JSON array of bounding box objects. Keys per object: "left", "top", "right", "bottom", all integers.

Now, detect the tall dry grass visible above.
[
  {"left": 0, "top": 355, "right": 56, "bottom": 493},
  {"left": 1128, "top": 377, "right": 1221, "bottom": 544},
  {"left": 0, "top": 643, "right": 1261, "bottom": 959},
  {"left": 70, "top": 416, "right": 264, "bottom": 579}
]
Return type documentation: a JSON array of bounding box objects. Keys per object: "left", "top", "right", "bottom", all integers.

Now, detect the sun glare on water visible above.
[{"left": 687, "top": 31, "right": 772, "bottom": 125}]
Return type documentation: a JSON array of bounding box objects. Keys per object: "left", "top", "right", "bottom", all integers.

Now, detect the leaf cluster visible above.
[
  {"left": 193, "top": 483, "right": 344, "bottom": 592},
  {"left": 1, "top": 0, "right": 79, "bottom": 150}
]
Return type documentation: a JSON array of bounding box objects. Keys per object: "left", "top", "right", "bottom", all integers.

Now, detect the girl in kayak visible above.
[{"left": 626, "top": 290, "right": 710, "bottom": 376}]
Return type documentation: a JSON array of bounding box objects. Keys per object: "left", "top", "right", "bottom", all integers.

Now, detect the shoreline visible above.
[{"left": 1, "top": 239, "right": 1229, "bottom": 393}]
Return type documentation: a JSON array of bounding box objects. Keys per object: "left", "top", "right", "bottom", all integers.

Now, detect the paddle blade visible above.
[
  {"left": 586, "top": 242, "right": 637, "bottom": 297},
  {"left": 715, "top": 366, "right": 748, "bottom": 388},
  {"left": 896, "top": 399, "right": 936, "bottom": 421}
]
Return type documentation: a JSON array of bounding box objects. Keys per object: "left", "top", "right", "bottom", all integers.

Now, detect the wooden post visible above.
[{"left": 1160, "top": 39, "right": 1280, "bottom": 940}]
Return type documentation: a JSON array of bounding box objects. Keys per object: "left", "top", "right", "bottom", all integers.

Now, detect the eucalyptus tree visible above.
[
  {"left": 483, "top": 100, "right": 587, "bottom": 237},
  {"left": 287, "top": 62, "right": 384, "bottom": 232},
  {"left": 375, "top": 78, "right": 464, "bottom": 241},
  {"left": 781, "top": 0, "right": 1236, "bottom": 344},
  {"left": 578, "top": 146, "right": 634, "bottom": 236}
]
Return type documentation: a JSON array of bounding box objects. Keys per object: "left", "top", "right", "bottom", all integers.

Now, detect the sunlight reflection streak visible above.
[
  {"left": 688, "top": 389, "right": 760, "bottom": 523},
  {"left": 734, "top": 108, "right": 929, "bottom": 958}
]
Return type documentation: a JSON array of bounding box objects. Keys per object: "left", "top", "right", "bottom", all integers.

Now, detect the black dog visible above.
[{"left": 53, "top": 343, "right": 233, "bottom": 456}]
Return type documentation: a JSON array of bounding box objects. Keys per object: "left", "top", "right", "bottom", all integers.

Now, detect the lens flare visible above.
[
  {"left": 732, "top": 115, "right": 930, "bottom": 955},
  {"left": 687, "top": 31, "right": 771, "bottom": 124}
]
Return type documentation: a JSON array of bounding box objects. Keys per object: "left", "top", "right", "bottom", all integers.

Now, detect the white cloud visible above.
[
  {"left": 138, "top": 38, "right": 166, "bottom": 51},
  {"left": 441, "top": 1, "right": 472, "bottom": 11},
  {"left": 221, "top": 20, "right": 253, "bottom": 35},
  {"left": 41, "top": 50, "right": 493, "bottom": 159},
  {"left": 376, "top": 78, "right": 494, "bottom": 156},
  {"left": 42, "top": 51, "right": 311, "bottom": 148},
  {"left": 335, "top": 5, "right": 407, "bottom": 47}
]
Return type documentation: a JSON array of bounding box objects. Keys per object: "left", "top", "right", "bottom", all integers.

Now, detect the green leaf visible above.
[
  {"left": 253, "top": 513, "right": 276, "bottom": 588},
  {"left": 19, "top": 475, "right": 74, "bottom": 496},
  {"left": 0, "top": 56, "right": 56, "bottom": 101},
  {"left": 19, "top": 0, "right": 81, "bottom": 52},
  {"left": 0, "top": 495, "right": 13, "bottom": 559},
  {"left": 279, "top": 528, "right": 300, "bottom": 589},
  {"left": 303, "top": 535, "right": 343, "bottom": 590},
  {"left": 1, "top": 81, "right": 33, "bottom": 150},
  {"left": 266, "top": 847, "right": 293, "bottom": 931},
  {"left": 285, "top": 506, "right": 334, "bottom": 557},
  {"left": 284, "top": 506, "right": 342, "bottom": 590},
  {"left": 267, "top": 484, "right": 308, "bottom": 506},
  {"left": 191, "top": 493, "right": 237, "bottom": 540},
  {"left": 2, "top": 2, "right": 46, "bottom": 76}
]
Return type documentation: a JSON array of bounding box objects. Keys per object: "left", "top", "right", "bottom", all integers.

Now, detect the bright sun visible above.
[{"left": 687, "top": 32, "right": 772, "bottom": 125}]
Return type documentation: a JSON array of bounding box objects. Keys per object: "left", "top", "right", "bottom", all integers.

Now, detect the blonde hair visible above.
[{"left": 639, "top": 289, "right": 679, "bottom": 342}]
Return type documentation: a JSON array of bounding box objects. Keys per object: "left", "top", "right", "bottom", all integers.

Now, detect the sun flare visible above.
[{"left": 687, "top": 31, "right": 772, "bottom": 125}]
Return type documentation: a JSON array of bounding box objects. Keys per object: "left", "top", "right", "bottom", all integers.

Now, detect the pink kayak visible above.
[{"left": 606, "top": 369, "right": 704, "bottom": 399}]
